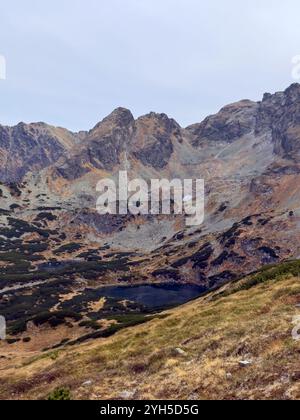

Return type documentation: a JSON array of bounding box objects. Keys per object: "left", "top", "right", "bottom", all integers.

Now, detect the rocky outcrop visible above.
[
  {"left": 0, "top": 84, "right": 300, "bottom": 324},
  {"left": 256, "top": 84, "right": 300, "bottom": 159},
  {"left": 187, "top": 84, "right": 300, "bottom": 161},
  {"left": 187, "top": 100, "right": 258, "bottom": 146},
  {"left": 86, "top": 108, "right": 135, "bottom": 170},
  {"left": 2, "top": 84, "right": 300, "bottom": 183},
  {"left": 0, "top": 122, "right": 79, "bottom": 182},
  {"left": 54, "top": 108, "right": 135, "bottom": 180},
  {"left": 131, "top": 113, "right": 181, "bottom": 168},
  {"left": 54, "top": 109, "right": 181, "bottom": 179}
]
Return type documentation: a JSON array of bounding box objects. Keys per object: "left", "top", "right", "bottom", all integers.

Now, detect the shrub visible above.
[
  {"left": 213, "top": 260, "right": 300, "bottom": 301},
  {"left": 48, "top": 387, "right": 71, "bottom": 401},
  {"left": 35, "top": 212, "right": 58, "bottom": 222},
  {"left": 54, "top": 243, "right": 82, "bottom": 255}
]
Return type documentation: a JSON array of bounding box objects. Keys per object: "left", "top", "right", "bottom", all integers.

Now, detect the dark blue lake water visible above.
[
  {"left": 98, "top": 284, "right": 206, "bottom": 309},
  {"left": 38, "top": 262, "right": 206, "bottom": 309}
]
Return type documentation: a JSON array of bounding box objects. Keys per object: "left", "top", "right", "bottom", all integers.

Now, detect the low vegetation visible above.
[
  {"left": 48, "top": 388, "right": 71, "bottom": 401},
  {"left": 0, "top": 261, "right": 299, "bottom": 400}
]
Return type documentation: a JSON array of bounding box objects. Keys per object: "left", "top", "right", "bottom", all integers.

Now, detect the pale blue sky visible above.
[{"left": 0, "top": 0, "right": 300, "bottom": 131}]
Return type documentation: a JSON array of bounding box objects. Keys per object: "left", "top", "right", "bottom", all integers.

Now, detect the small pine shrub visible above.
[{"left": 48, "top": 387, "right": 71, "bottom": 401}]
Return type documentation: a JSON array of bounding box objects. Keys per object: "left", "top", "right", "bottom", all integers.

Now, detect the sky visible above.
[{"left": 1, "top": 0, "right": 300, "bottom": 131}]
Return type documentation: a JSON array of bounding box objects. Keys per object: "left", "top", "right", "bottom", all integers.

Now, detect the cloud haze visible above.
[{"left": 1, "top": 0, "right": 300, "bottom": 130}]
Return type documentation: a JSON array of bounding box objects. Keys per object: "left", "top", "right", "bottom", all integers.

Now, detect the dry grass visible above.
[
  {"left": 88, "top": 297, "right": 106, "bottom": 313},
  {"left": 0, "top": 271, "right": 299, "bottom": 400}
]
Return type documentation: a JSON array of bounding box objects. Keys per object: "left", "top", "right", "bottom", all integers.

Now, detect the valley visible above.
[
  {"left": 0, "top": 260, "right": 299, "bottom": 400},
  {"left": 0, "top": 84, "right": 300, "bottom": 399}
]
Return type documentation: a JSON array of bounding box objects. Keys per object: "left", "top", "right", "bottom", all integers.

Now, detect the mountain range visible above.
[
  {"left": 1, "top": 84, "right": 300, "bottom": 272},
  {"left": 0, "top": 84, "right": 300, "bottom": 375}
]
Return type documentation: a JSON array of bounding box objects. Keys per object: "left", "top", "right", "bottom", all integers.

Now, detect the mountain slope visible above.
[
  {"left": 0, "top": 261, "right": 299, "bottom": 400},
  {"left": 1, "top": 84, "right": 300, "bottom": 361},
  {"left": 3, "top": 84, "right": 300, "bottom": 185},
  {"left": 0, "top": 122, "right": 84, "bottom": 182}
]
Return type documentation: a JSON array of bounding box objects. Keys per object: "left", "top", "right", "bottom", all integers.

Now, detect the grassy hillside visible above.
[{"left": 0, "top": 261, "right": 300, "bottom": 400}]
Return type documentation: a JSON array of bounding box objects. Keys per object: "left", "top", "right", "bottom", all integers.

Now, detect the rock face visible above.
[
  {"left": 256, "top": 83, "right": 300, "bottom": 158},
  {"left": 55, "top": 108, "right": 135, "bottom": 180},
  {"left": 187, "top": 100, "right": 258, "bottom": 146},
  {"left": 131, "top": 113, "right": 181, "bottom": 168},
  {"left": 0, "top": 84, "right": 300, "bottom": 294},
  {"left": 187, "top": 83, "right": 300, "bottom": 160},
  {"left": 54, "top": 109, "right": 182, "bottom": 179},
  {"left": 2, "top": 83, "right": 300, "bottom": 369},
  {"left": 2, "top": 84, "right": 300, "bottom": 183},
  {"left": 87, "top": 107, "right": 135, "bottom": 169},
  {"left": 0, "top": 122, "right": 80, "bottom": 182}
]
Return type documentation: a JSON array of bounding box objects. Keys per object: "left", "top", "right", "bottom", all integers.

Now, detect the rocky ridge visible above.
[{"left": 0, "top": 84, "right": 300, "bottom": 350}]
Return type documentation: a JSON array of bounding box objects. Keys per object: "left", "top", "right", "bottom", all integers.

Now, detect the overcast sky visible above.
[{"left": 1, "top": 0, "right": 300, "bottom": 131}]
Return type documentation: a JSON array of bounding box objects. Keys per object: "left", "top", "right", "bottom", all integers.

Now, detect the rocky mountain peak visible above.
[
  {"left": 255, "top": 84, "right": 300, "bottom": 158},
  {"left": 187, "top": 99, "right": 258, "bottom": 147},
  {"left": 284, "top": 82, "right": 300, "bottom": 97},
  {"left": 2, "top": 83, "right": 300, "bottom": 183},
  {"left": 128, "top": 112, "right": 183, "bottom": 169},
  {"left": 92, "top": 107, "right": 134, "bottom": 132},
  {"left": 260, "top": 83, "right": 300, "bottom": 108},
  {"left": 282, "top": 83, "right": 300, "bottom": 110},
  {"left": 88, "top": 107, "right": 135, "bottom": 145},
  {"left": 137, "top": 111, "right": 182, "bottom": 133},
  {"left": 55, "top": 108, "right": 136, "bottom": 180},
  {"left": 0, "top": 121, "right": 78, "bottom": 182}
]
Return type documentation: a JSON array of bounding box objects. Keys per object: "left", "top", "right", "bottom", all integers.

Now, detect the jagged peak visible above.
[
  {"left": 138, "top": 111, "right": 175, "bottom": 121},
  {"left": 136, "top": 112, "right": 182, "bottom": 133},
  {"left": 219, "top": 99, "right": 257, "bottom": 113},
  {"left": 106, "top": 107, "right": 134, "bottom": 120},
  {"left": 262, "top": 83, "right": 300, "bottom": 103},
  {"left": 141, "top": 111, "right": 170, "bottom": 119},
  {"left": 92, "top": 107, "right": 134, "bottom": 131},
  {"left": 284, "top": 82, "right": 300, "bottom": 94}
]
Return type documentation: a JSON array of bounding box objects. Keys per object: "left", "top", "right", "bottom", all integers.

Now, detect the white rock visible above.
[
  {"left": 175, "top": 347, "right": 187, "bottom": 356},
  {"left": 239, "top": 360, "right": 252, "bottom": 367},
  {"left": 82, "top": 380, "right": 93, "bottom": 387}
]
